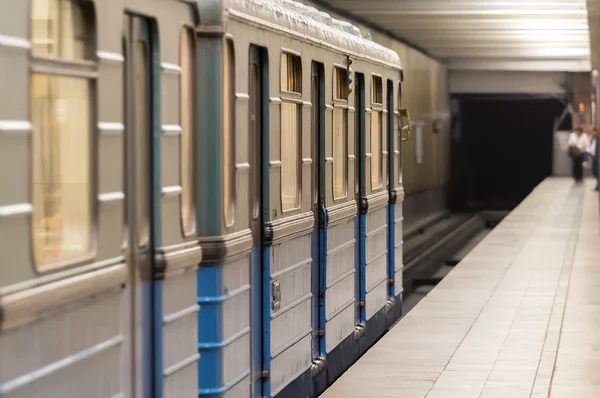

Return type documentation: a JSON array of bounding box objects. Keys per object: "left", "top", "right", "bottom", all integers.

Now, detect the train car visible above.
[
  {"left": 0, "top": 0, "right": 410, "bottom": 398},
  {"left": 195, "top": 0, "right": 410, "bottom": 397},
  {"left": 0, "top": 0, "right": 202, "bottom": 397},
  {"left": 300, "top": 1, "right": 452, "bottom": 235}
]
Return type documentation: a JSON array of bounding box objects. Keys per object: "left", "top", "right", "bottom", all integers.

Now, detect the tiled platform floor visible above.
[{"left": 321, "top": 178, "right": 600, "bottom": 398}]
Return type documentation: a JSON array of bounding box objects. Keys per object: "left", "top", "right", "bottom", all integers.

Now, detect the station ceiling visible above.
[{"left": 313, "top": 0, "right": 592, "bottom": 71}]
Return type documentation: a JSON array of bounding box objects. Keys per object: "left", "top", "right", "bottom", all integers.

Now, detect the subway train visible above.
[{"left": 0, "top": 0, "right": 450, "bottom": 397}]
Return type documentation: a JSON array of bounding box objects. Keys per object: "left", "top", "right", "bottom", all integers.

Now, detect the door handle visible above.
[
  {"left": 264, "top": 222, "right": 274, "bottom": 247},
  {"left": 319, "top": 203, "right": 327, "bottom": 229}
]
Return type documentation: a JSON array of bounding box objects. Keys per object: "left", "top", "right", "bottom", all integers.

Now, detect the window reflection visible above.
[
  {"left": 30, "top": 0, "right": 93, "bottom": 268},
  {"left": 31, "top": 75, "right": 92, "bottom": 266},
  {"left": 280, "top": 53, "right": 302, "bottom": 211},
  {"left": 31, "top": 0, "right": 88, "bottom": 60},
  {"left": 180, "top": 28, "right": 195, "bottom": 235}
]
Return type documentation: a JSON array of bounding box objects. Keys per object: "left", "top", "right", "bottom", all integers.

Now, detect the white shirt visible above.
[
  {"left": 568, "top": 132, "right": 590, "bottom": 151},
  {"left": 589, "top": 136, "right": 597, "bottom": 155}
]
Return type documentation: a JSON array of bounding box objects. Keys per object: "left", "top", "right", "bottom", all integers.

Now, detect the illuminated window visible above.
[
  {"left": 31, "top": 0, "right": 95, "bottom": 269},
  {"left": 281, "top": 53, "right": 301, "bottom": 94},
  {"left": 371, "top": 76, "right": 383, "bottom": 190},
  {"left": 180, "top": 28, "right": 195, "bottom": 235},
  {"left": 333, "top": 67, "right": 348, "bottom": 200},
  {"left": 223, "top": 39, "right": 235, "bottom": 226},
  {"left": 280, "top": 53, "right": 301, "bottom": 211}
]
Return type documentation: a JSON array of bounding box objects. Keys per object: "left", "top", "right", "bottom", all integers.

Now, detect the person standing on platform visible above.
[
  {"left": 568, "top": 127, "right": 589, "bottom": 184},
  {"left": 588, "top": 127, "right": 598, "bottom": 191}
]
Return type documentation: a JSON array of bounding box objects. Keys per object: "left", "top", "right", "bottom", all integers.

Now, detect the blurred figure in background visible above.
[
  {"left": 568, "top": 126, "right": 589, "bottom": 184},
  {"left": 588, "top": 127, "right": 598, "bottom": 191}
]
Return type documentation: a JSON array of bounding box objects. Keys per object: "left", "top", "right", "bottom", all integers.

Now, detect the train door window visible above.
[
  {"left": 180, "top": 27, "right": 196, "bottom": 236},
  {"left": 371, "top": 75, "right": 383, "bottom": 190},
  {"left": 397, "top": 82, "right": 403, "bottom": 185},
  {"left": 132, "top": 20, "right": 151, "bottom": 248},
  {"left": 387, "top": 79, "right": 393, "bottom": 187},
  {"left": 250, "top": 54, "right": 260, "bottom": 220},
  {"left": 280, "top": 52, "right": 302, "bottom": 211},
  {"left": 354, "top": 75, "right": 364, "bottom": 195},
  {"left": 223, "top": 39, "right": 236, "bottom": 226},
  {"left": 333, "top": 67, "right": 348, "bottom": 200},
  {"left": 30, "top": 0, "right": 96, "bottom": 269},
  {"left": 311, "top": 71, "right": 318, "bottom": 206}
]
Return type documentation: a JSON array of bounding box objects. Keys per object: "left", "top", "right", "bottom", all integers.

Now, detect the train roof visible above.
[{"left": 224, "top": 0, "right": 402, "bottom": 69}]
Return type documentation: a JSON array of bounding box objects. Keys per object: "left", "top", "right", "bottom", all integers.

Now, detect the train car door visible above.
[
  {"left": 311, "top": 61, "right": 326, "bottom": 364},
  {"left": 386, "top": 80, "right": 397, "bottom": 307},
  {"left": 355, "top": 73, "right": 367, "bottom": 327},
  {"left": 123, "top": 14, "right": 161, "bottom": 398},
  {"left": 361, "top": 74, "right": 390, "bottom": 325},
  {"left": 249, "top": 45, "right": 269, "bottom": 398}
]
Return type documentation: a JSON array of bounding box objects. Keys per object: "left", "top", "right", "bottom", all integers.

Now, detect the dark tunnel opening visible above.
[{"left": 448, "top": 94, "right": 572, "bottom": 212}]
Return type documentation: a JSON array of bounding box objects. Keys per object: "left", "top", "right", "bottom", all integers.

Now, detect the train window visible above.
[
  {"left": 333, "top": 67, "right": 348, "bottom": 200},
  {"left": 372, "top": 76, "right": 383, "bottom": 104},
  {"left": 30, "top": 0, "right": 95, "bottom": 269},
  {"left": 281, "top": 53, "right": 301, "bottom": 93},
  {"left": 251, "top": 61, "right": 260, "bottom": 219},
  {"left": 397, "top": 82, "right": 403, "bottom": 185},
  {"left": 280, "top": 52, "right": 302, "bottom": 211},
  {"left": 31, "top": 0, "right": 89, "bottom": 59},
  {"left": 334, "top": 67, "right": 349, "bottom": 100},
  {"left": 281, "top": 102, "right": 300, "bottom": 211},
  {"left": 180, "top": 27, "right": 196, "bottom": 236},
  {"left": 134, "top": 36, "right": 150, "bottom": 248},
  {"left": 371, "top": 75, "right": 383, "bottom": 190},
  {"left": 386, "top": 79, "right": 393, "bottom": 187},
  {"left": 355, "top": 74, "right": 361, "bottom": 196},
  {"left": 223, "top": 39, "right": 236, "bottom": 226}
]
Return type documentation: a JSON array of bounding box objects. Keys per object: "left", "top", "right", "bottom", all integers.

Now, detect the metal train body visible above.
[{"left": 0, "top": 0, "right": 407, "bottom": 397}]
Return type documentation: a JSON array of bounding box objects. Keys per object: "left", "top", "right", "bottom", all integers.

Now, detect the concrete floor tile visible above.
[{"left": 319, "top": 179, "right": 600, "bottom": 398}]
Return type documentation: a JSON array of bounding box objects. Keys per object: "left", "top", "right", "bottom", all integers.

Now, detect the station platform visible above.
[{"left": 321, "top": 178, "right": 600, "bottom": 398}]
